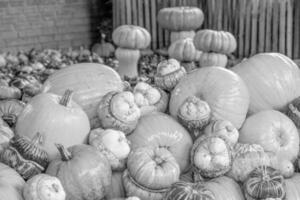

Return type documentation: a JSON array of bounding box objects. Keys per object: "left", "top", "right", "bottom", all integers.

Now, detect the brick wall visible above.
[{"left": 0, "top": 0, "right": 109, "bottom": 52}]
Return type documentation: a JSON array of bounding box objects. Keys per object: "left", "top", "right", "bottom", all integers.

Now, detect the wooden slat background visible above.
[{"left": 112, "top": 0, "right": 299, "bottom": 59}]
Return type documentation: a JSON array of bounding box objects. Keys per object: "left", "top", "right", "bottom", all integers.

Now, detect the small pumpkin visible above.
[
  {"left": 92, "top": 33, "right": 115, "bottom": 58},
  {"left": 198, "top": 52, "right": 228, "bottom": 68},
  {"left": 46, "top": 144, "right": 112, "bottom": 200},
  {"left": 163, "top": 181, "right": 215, "bottom": 200},
  {"left": 168, "top": 38, "right": 198, "bottom": 62},
  {"left": 191, "top": 136, "right": 232, "bottom": 178},
  {"left": 177, "top": 95, "right": 211, "bottom": 139},
  {"left": 170, "top": 31, "right": 196, "bottom": 43},
  {"left": 0, "top": 84, "right": 21, "bottom": 100},
  {"left": 1, "top": 132, "right": 49, "bottom": 180},
  {"left": 194, "top": 30, "right": 237, "bottom": 54},
  {"left": 88, "top": 128, "right": 130, "bottom": 171},
  {"left": 23, "top": 174, "right": 66, "bottom": 200},
  {"left": 154, "top": 59, "right": 186, "bottom": 91},
  {"left": 133, "top": 82, "right": 169, "bottom": 115},
  {"left": 0, "top": 54, "right": 6, "bottom": 68},
  {"left": 243, "top": 166, "right": 285, "bottom": 200},
  {"left": 0, "top": 100, "right": 25, "bottom": 127},
  {"left": 0, "top": 124, "right": 14, "bottom": 153}
]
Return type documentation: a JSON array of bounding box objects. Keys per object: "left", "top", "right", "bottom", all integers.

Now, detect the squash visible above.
[
  {"left": 285, "top": 173, "right": 300, "bottom": 200},
  {"left": 1, "top": 132, "right": 49, "bottom": 180},
  {"left": 42, "top": 63, "right": 124, "bottom": 128},
  {"left": 128, "top": 112, "right": 193, "bottom": 172},
  {"left": 170, "top": 31, "right": 196, "bottom": 43},
  {"left": 0, "top": 84, "right": 21, "bottom": 100},
  {"left": 0, "top": 124, "right": 14, "bottom": 153},
  {"left": 163, "top": 182, "right": 215, "bottom": 200},
  {"left": 15, "top": 90, "right": 90, "bottom": 160},
  {"left": 243, "top": 166, "right": 285, "bottom": 200},
  {"left": 97, "top": 91, "right": 141, "bottom": 134},
  {"left": 203, "top": 119, "right": 239, "bottom": 146},
  {"left": 0, "top": 100, "right": 25, "bottom": 127},
  {"left": 23, "top": 174, "right": 66, "bottom": 200},
  {"left": 169, "top": 67, "right": 249, "bottom": 129},
  {"left": 168, "top": 38, "right": 198, "bottom": 62},
  {"left": 113, "top": 25, "right": 151, "bottom": 78},
  {"left": 191, "top": 136, "right": 232, "bottom": 178},
  {"left": 46, "top": 144, "right": 112, "bottom": 200},
  {"left": 204, "top": 176, "right": 245, "bottom": 200},
  {"left": 92, "top": 33, "right": 115, "bottom": 58},
  {"left": 198, "top": 52, "right": 228, "bottom": 68},
  {"left": 231, "top": 53, "right": 300, "bottom": 114},
  {"left": 238, "top": 110, "right": 299, "bottom": 162},
  {"left": 107, "top": 172, "right": 126, "bottom": 199},
  {"left": 133, "top": 82, "right": 169, "bottom": 115},
  {"left": 0, "top": 185, "right": 24, "bottom": 200},
  {"left": 88, "top": 128, "right": 130, "bottom": 171},
  {"left": 194, "top": 30, "right": 237, "bottom": 54},
  {"left": 154, "top": 59, "right": 186, "bottom": 91}
]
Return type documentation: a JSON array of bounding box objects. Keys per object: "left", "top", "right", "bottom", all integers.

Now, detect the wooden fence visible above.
[{"left": 112, "top": 0, "right": 300, "bottom": 59}]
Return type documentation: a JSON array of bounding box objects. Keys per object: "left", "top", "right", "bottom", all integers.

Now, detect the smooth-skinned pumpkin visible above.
[{"left": 285, "top": 173, "right": 300, "bottom": 199}]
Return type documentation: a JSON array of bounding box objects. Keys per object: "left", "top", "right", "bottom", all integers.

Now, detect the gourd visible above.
[
  {"left": 15, "top": 90, "right": 91, "bottom": 160},
  {"left": 46, "top": 144, "right": 112, "bottom": 200},
  {"left": 88, "top": 128, "right": 130, "bottom": 171},
  {"left": 1, "top": 132, "right": 49, "bottom": 180},
  {"left": 169, "top": 67, "right": 250, "bottom": 129},
  {"left": 231, "top": 53, "right": 300, "bottom": 114},
  {"left": 42, "top": 63, "right": 124, "bottom": 128},
  {"left": 243, "top": 166, "right": 285, "bottom": 200},
  {"left": 92, "top": 33, "right": 115, "bottom": 58},
  {"left": 23, "top": 174, "right": 66, "bottom": 200},
  {"left": 128, "top": 112, "right": 193, "bottom": 172},
  {"left": 97, "top": 91, "right": 141, "bottom": 134},
  {"left": 0, "top": 83, "right": 21, "bottom": 100},
  {"left": 154, "top": 59, "right": 186, "bottom": 91},
  {"left": 157, "top": 7, "right": 204, "bottom": 43},
  {"left": 0, "top": 100, "right": 25, "bottom": 127},
  {"left": 0, "top": 124, "right": 14, "bottom": 153},
  {"left": 238, "top": 110, "right": 299, "bottom": 162},
  {"left": 112, "top": 25, "right": 151, "bottom": 78},
  {"left": 107, "top": 172, "right": 126, "bottom": 199}
]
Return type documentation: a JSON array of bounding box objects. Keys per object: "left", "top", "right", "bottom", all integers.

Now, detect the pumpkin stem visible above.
[
  {"left": 59, "top": 89, "right": 73, "bottom": 106},
  {"left": 31, "top": 132, "right": 43, "bottom": 145},
  {"left": 2, "top": 114, "right": 17, "bottom": 127},
  {"left": 55, "top": 143, "right": 72, "bottom": 161}
]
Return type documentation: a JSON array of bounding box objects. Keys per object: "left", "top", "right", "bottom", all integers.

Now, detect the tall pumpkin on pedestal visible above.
[{"left": 112, "top": 25, "right": 151, "bottom": 79}]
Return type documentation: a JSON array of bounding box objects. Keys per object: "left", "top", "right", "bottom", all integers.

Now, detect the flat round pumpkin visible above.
[
  {"left": 42, "top": 63, "right": 124, "bottom": 128},
  {"left": 169, "top": 67, "right": 249, "bottom": 129}
]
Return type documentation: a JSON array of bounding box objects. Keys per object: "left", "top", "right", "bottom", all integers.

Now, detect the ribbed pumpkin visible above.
[
  {"left": 0, "top": 100, "right": 25, "bottom": 127},
  {"left": 198, "top": 52, "right": 228, "bottom": 68},
  {"left": 169, "top": 67, "right": 249, "bottom": 129},
  {"left": 168, "top": 38, "right": 198, "bottom": 62},
  {"left": 170, "top": 31, "right": 196, "bottom": 43},
  {"left": 243, "top": 166, "right": 285, "bottom": 200},
  {"left": 164, "top": 182, "right": 215, "bottom": 200},
  {"left": 194, "top": 30, "right": 237, "bottom": 54},
  {"left": 46, "top": 144, "right": 112, "bottom": 200},
  {"left": 42, "top": 63, "right": 124, "bottom": 128},
  {"left": 239, "top": 110, "right": 299, "bottom": 162},
  {"left": 128, "top": 112, "right": 193, "bottom": 172},
  {"left": 0, "top": 84, "right": 21, "bottom": 100},
  {"left": 231, "top": 53, "right": 300, "bottom": 114},
  {"left": 92, "top": 33, "right": 115, "bottom": 58}
]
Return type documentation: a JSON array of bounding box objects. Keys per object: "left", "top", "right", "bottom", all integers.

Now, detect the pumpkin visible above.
[
  {"left": 191, "top": 136, "right": 232, "bottom": 178},
  {"left": 285, "top": 173, "right": 300, "bottom": 199},
  {"left": 231, "top": 53, "right": 300, "bottom": 114},
  {"left": 11, "top": 74, "right": 41, "bottom": 91},
  {"left": 157, "top": 7, "right": 204, "bottom": 31},
  {"left": 239, "top": 110, "right": 299, "bottom": 162},
  {"left": 168, "top": 38, "right": 198, "bottom": 62},
  {"left": 0, "top": 124, "right": 14, "bottom": 153},
  {"left": 170, "top": 31, "right": 196, "bottom": 43},
  {"left": 203, "top": 119, "right": 239, "bottom": 146},
  {"left": 177, "top": 96, "right": 211, "bottom": 139},
  {"left": 198, "top": 52, "right": 228, "bottom": 68},
  {"left": 113, "top": 25, "right": 151, "bottom": 78},
  {"left": 128, "top": 112, "right": 193, "bottom": 172},
  {"left": 154, "top": 59, "right": 186, "bottom": 91},
  {"left": 243, "top": 166, "right": 285, "bottom": 200},
  {"left": 0, "top": 100, "right": 25, "bottom": 127},
  {"left": 194, "top": 30, "right": 237, "bottom": 54},
  {"left": 97, "top": 91, "right": 141, "bottom": 134},
  {"left": 0, "top": 84, "right": 21, "bottom": 100},
  {"left": 46, "top": 144, "right": 112, "bottom": 200},
  {"left": 1, "top": 132, "right": 49, "bottom": 180},
  {"left": 92, "top": 33, "right": 115, "bottom": 58},
  {"left": 133, "top": 82, "right": 169, "bottom": 115},
  {"left": 42, "top": 63, "right": 124, "bottom": 128},
  {"left": 15, "top": 90, "right": 90, "bottom": 160},
  {"left": 0, "top": 54, "right": 6, "bottom": 68},
  {"left": 204, "top": 176, "right": 245, "bottom": 200},
  {"left": 163, "top": 181, "right": 215, "bottom": 200},
  {"left": 23, "top": 174, "right": 66, "bottom": 200},
  {"left": 181, "top": 61, "right": 198, "bottom": 73},
  {"left": 227, "top": 143, "right": 273, "bottom": 182},
  {"left": 286, "top": 96, "right": 300, "bottom": 129},
  {"left": 0, "top": 185, "right": 24, "bottom": 200},
  {"left": 88, "top": 128, "right": 130, "bottom": 171},
  {"left": 169, "top": 67, "right": 249, "bottom": 129},
  {"left": 107, "top": 172, "right": 126, "bottom": 199}
]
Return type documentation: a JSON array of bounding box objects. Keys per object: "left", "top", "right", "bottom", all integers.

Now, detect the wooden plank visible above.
[
  {"left": 163, "top": 0, "right": 170, "bottom": 47},
  {"left": 265, "top": 0, "right": 273, "bottom": 52},
  {"left": 131, "top": 0, "right": 138, "bottom": 25},
  {"left": 120, "top": 0, "right": 126, "bottom": 25},
  {"left": 125, "top": 0, "right": 132, "bottom": 24},
  {"left": 150, "top": 0, "right": 157, "bottom": 49},
  {"left": 137, "top": 0, "right": 144, "bottom": 27},
  {"left": 238, "top": 0, "right": 246, "bottom": 57},
  {"left": 286, "top": 0, "right": 293, "bottom": 57},
  {"left": 258, "top": 0, "right": 266, "bottom": 53},
  {"left": 223, "top": 0, "right": 228, "bottom": 31},
  {"left": 217, "top": 0, "right": 223, "bottom": 30},
  {"left": 279, "top": 0, "right": 287, "bottom": 54},
  {"left": 244, "top": 0, "right": 252, "bottom": 57},
  {"left": 272, "top": 0, "right": 279, "bottom": 52},
  {"left": 156, "top": 0, "right": 164, "bottom": 49},
  {"left": 250, "top": 0, "right": 259, "bottom": 56},
  {"left": 294, "top": 0, "right": 300, "bottom": 58},
  {"left": 112, "top": 0, "right": 117, "bottom": 28},
  {"left": 144, "top": 0, "right": 151, "bottom": 32}
]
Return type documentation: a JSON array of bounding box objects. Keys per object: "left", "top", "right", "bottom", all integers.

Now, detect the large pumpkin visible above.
[
  {"left": 128, "top": 112, "right": 193, "bottom": 172},
  {"left": 231, "top": 53, "right": 300, "bottom": 114},
  {"left": 285, "top": 173, "right": 300, "bottom": 199},
  {"left": 42, "top": 63, "right": 124, "bottom": 128},
  {"left": 238, "top": 110, "right": 299, "bottom": 162},
  {"left": 169, "top": 67, "right": 249, "bottom": 129}
]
